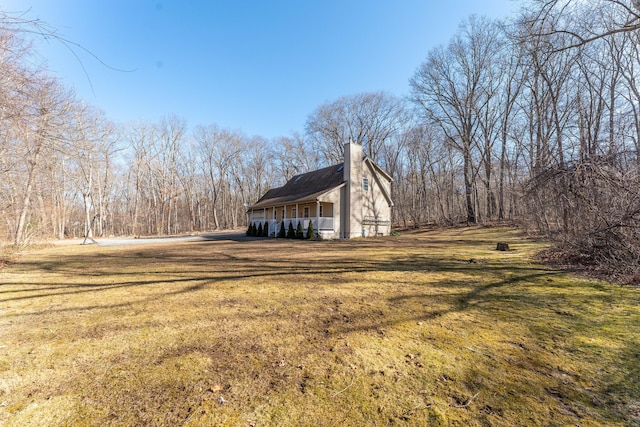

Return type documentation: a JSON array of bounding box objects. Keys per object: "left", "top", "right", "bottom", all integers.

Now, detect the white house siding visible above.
[
  {"left": 361, "top": 161, "right": 392, "bottom": 237},
  {"left": 319, "top": 187, "right": 341, "bottom": 239}
]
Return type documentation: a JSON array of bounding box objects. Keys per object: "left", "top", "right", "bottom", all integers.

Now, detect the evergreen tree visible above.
[
  {"left": 262, "top": 222, "right": 269, "bottom": 237},
  {"left": 296, "top": 221, "right": 304, "bottom": 239},
  {"left": 246, "top": 223, "right": 252, "bottom": 236},
  {"left": 257, "top": 222, "right": 263, "bottom": 237},
  {"left": 278, "top": 221, "right": 286, "bottom": 238},
  {"left": 287, "top": 222, "right": 295, "bottom": 239},
  {"left": 306, "top": 220, "right": 315, "bottom": 240}
]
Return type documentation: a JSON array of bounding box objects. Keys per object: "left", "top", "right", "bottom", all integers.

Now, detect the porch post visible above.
[{"left": 316, "top": 200, "right": 320, "bottom": 231}]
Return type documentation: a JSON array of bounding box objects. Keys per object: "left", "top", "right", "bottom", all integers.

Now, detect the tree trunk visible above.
[
  {"left": 498, "top": 129, "right": 507, "bottom": 221},
  {"left": 463, "top": 147, "right": 476, "bottom": 224},
  {"left": 14, "top": 136, "right": 43, "bottom": 246}
]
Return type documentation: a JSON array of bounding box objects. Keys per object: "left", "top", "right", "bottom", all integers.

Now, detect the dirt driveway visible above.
[{"left": 53, "top": 231, "right": 248, "bottom": 247}]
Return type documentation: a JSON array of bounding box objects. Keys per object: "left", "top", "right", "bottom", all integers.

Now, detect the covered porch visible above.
[{"left": 248, "top": 201, "right": 335, "bottom": 237}]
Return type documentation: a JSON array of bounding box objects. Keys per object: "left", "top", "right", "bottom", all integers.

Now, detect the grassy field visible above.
[{"left": 1, "top": 227, "right": 638, "bottom": 426}]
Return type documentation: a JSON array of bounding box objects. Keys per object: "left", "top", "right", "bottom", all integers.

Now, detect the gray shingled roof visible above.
[{"left": 249, "top": 163, "right": 345, "bottom": 209}]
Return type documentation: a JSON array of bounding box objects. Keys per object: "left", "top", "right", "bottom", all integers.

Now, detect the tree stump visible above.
[{"left": 496, "top": 242, "right": 510, "bottom": 251}]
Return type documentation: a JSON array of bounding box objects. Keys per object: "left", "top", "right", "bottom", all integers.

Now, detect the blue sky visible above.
[{"left": 5, "top": 1, "right": 518, "bottom": 139}]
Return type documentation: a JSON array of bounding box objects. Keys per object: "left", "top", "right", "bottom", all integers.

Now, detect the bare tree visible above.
[
  {"left": 305, "top": 91, "right": 409, "bottom": 164},
  {"left": 12, "top": 77, "right": 73, "bottom": 246},
  {"left": 125, "top": 120, "right": 154, "bottom": 236},
  {"left": 156, "top": 115, "right": 186, "bottom": 235},
  {"left": 67, "top": 102, "right": 117, "bottom": 241},
  {"left": 401, "top": 125, "right": 456, "bottom": 225},
  {"left": 496, "top": 27, "right": 528, "bottom": 221},
  {"left": 238, "top": 136, "right": 274, "bottom": 211},
  {"left": 616, "top": 29, "right": 640, "bottom": 165},
  {"left": 0, "top": 30, "right": 33, "bottom": 241},
  {"left": 194, "top": 124, "right": 245, "bottom": 230},
  {"left": 272, "top": 132, "right": 319, "bottom": 185},
  {"left": 175, "top": 143, "right": 204, "bottom": 233},
  {"left": 411, "top": 16, "right": 502, "bottom": 224},
  {"left": 0, "top": 10, "right": 125, "bottom": 243},
  {"left": 523, "top": 0, "right": 640, "bottom": 51},
  {"left": 515, "top": 0, "right": 640, "bottom": 275}
]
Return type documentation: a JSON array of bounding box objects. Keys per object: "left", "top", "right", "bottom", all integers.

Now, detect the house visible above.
[{"left": 247, "top": 141, "right": 393, "bottom": 239}]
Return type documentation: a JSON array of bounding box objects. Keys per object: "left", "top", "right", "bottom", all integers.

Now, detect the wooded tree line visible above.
[{"left": 1, "top": 1, "right": 639, "bottom": 272}]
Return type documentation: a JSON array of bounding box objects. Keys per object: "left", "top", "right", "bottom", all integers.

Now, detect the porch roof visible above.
[{"left": 249, "top": 163, "right": 345, "bottom": 209}]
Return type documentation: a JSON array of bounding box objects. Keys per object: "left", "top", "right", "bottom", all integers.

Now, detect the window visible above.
[
  {"left": 291, "top": 208, "right": 297, "bottom": 218},
  {"left": 362, "top": 177, "right": 369, "bottom": 192},
  {"left": 303, "top": 207, "right": 310, "bottom": 218},
  {"left": 281, "top": 209, "right": 285, "bottom": 219},
  {"left": 273, "top": 209, "right": 277, "bottom": 219},
  {"left": 319, "top": 204, "right": 324, "bottom": 218}
]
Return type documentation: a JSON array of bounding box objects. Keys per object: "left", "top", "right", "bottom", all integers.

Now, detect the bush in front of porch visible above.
[{"left": 306, "top": 220, "right": 315, "bottom": 240}]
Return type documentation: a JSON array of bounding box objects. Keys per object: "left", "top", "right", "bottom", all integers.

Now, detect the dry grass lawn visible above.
[{"left": 0, "top": 227, "right": 639, "bottom": 426}]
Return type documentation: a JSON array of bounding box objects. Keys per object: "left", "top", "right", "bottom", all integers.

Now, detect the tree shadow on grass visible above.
[
  {"left": 0, "top": 260, "right": 379, "bottom": 316},
  {"left": 318, "top": 265, "right": 638, "bottom": 425},
  {"left": 3, "top": 233, "right": 637, "bottom": 426},
  {"left": 0, "top": 237, "right": 560, "bottom": 319},
  {"left": 327, "top": 269, "right": 564, "bottom": 335}
]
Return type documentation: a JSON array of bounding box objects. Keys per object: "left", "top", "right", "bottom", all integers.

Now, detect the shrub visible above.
[
  {"left": 262, "top": 222, "right": 269, "bottom": 237},
  {"left": 296, "top": 221, "right": 304, "bottom": 239},
  {"left": 257, "top": 222, "right": 263, "bottom": 237},
  {"left": 246, "top": 223, "right": 252, "bottom": 236},
  {"left": 287, "top": 222, "right": 295, "bottom": 239},
  {"left": 278, "top": 222, "right": 286, "bottom": 238},
  {"left": 306, "top": 220, "right": 315, "bottom": 240},
  {"left": 525, "top": 158, "right": 640, "bottom": 279}
]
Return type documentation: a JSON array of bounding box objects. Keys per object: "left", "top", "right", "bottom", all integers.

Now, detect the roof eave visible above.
[
  {"left": 364, "top": 159, "right": 394, "bottom": 207},
  {"left": 248, "top": 182, "right": 345, "bottom": 210},
  {"left": 364, "top": 157, "right": 393, "bottom": 182}
]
